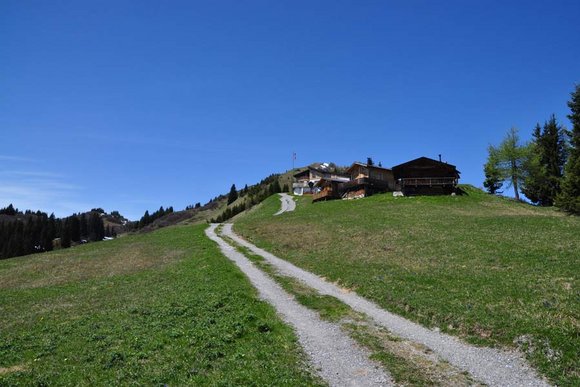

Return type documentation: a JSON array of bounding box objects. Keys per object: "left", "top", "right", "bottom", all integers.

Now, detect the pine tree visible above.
[
  {"left": 522, "top": 116, "right": 567, "bottom": 205},
  {"left": 557, "top": 85, "right": 580, "bottom": 213},
  {"left": 80, "top": 213, "right": 88, "bottom": 239},
  {"left": 227, "top": 184, "right": 238, "bottom": 205},
  {"left": 88, "top": 212, "right": 105, "bottom": 241},
  {"left": 70, "top": 215, "right": 81, "bottom": 242},
  {"left": 139, "top": 210, "right": 151, "bottom": 228},
  {"left": 61, "top": 218, "right": 71, "bottom": 248}
]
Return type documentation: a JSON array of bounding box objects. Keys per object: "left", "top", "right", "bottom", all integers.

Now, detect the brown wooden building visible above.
[
  {"left": 392, "top": 157, "right": 460, "bottom": 195},
  {"left": 342, "top": 162, "right": 395, "bottom": 199},
  {"left": 312, "top": 162, "right": 395, "bottom": 202}
]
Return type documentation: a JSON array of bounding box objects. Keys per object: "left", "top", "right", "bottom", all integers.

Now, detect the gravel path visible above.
[
  {"left": 206, "top": 224, "right": 391, "bottom": 386},
  {"left": 274, "top": 193, "right": 296, "bottom": 216},
  {"left": 223, "top": 224, "right": 550, "bottom": 387}
]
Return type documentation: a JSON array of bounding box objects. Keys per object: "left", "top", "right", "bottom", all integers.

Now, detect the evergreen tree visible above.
[
  {"left": 139, "top": 210, "right": 151, "bottom": 228},
  {"left": 227, "top": 184, "right": 238, "bottom": 205},
  {"left": 0, "top": 204, "right": 18, "bottom": 216},
  {"left": 88, "top": 212, "right": 105, "bottom": 241},
  {"left": 61, "top": 218, "right": 71, "bottom": 248},
  {"left": 485, "top": 127, "right": 529, "bottom": 200},
  {"left": 80, "top": 213, "right": 88, "bottom": 239},
  {"left": 483, "top": 145, "right": 504, "bottom": 194},
  {"left": 557, "top": 85, "right": 580, "bottom": 213},
  {"left": 41, "top": 217, "right": 55, "bottom": 251},
  {"left": 522, "top": 116, "right": 567, "bottom": 205},
  {"left": 70, "top": 215, "right": 81, "bottom": 242}
]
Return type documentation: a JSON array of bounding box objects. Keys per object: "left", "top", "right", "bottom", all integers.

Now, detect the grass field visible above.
[
  {"left": 0, "top": 224, "right": 321, "bottom": 386},
  {"left": 235, "top": 186, "right": 580, "bottom": 385}
]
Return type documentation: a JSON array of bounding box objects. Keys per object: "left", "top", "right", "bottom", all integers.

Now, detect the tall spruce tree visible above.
[
  {"left": 557, "top": 85, "right": 580, "bottom": 213},
  {"left": 522, "top": 117, "right": 567, "bottom": 206},
  {"left": 227, "top": 184, "right": 238, "bottom": 205},
  {"left": 61, "top": 218, "right": 72, "bottom": 248},
  {"left": 79, "top": 213, "right": 88, "bottom": 239},
  {"left": 70, "top": 215, "right": 81, "bottom": 242}
]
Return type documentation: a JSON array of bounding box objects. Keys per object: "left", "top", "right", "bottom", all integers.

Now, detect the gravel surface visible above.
[
  {"left": 223, "top": 224, "right": 550, "bottom": 387},
  {"left": 274, "top": 193, "right": 296, "bottom": 216},
  {"left": 206, "top": 224, "right": 392, "bottom": 386}
]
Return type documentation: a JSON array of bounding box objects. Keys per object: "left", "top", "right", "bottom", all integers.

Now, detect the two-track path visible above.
[
  {"left": 206, "top": 224, "right": 392, "bottom": 386},
  {"left": 274, "top": 193, "right": 296, "bottom": 215},
  {"left": 220, "top": 224, "right": 549, "bottom": 387}
]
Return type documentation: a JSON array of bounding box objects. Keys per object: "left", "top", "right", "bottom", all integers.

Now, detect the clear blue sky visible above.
[{"left": 2, "top": 1, "right": 579, "bottom": 219}]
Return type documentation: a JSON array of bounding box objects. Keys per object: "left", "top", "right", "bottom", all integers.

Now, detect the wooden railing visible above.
[
  {"left": 399, "top": 177, "right": 457, "bottom": 187},
  {"left": 312, "top": 189, "right": 335, "bottom": 201},
  {"left": 341, "top": 177, "right": 390, "bottom": 189}
]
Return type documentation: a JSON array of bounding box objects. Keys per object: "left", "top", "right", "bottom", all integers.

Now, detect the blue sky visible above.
[{"left": 2, "top": 1, "right": 579, "bottom": 219}]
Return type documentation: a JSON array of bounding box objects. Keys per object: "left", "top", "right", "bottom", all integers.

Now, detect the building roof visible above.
[
  {"left": 392, "top": 156, "right": 457, "bottom": 169},
  {"left": 314, "top": 176, "right": 351, "bottom": 187},
  {"left": 347, "top": 162, "right": 392, "bottom": 174}
]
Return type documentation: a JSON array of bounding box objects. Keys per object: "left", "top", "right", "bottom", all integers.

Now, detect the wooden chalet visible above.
[
  {"left": 312, "top": 176, "right": 350, "bottom": 202},
  {"left": 293, "top": 166, "right": 347, "bottom": 196},
  {"left": 292, "top": 167, "right": 324, "bottom": 195},
  {"left": 340, "top": 162, "right": 395, "bottom": 199},
  {"left": 392, "top": 157, "right": 460, "bottom": 195}
]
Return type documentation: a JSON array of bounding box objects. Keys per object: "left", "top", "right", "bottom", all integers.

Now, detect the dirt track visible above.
[
  {"left": 274, "top": 193, "right": 296, "bottom": 215},
  {"left": 206, "top": 224, "right": 392, "bottom": 386},
  {"left": 222, "top": 223, "right": 550, "bottom": 387}
]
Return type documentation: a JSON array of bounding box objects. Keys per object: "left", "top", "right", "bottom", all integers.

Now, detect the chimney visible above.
[{"left": 438, "top": 154, "right": 442, "bottom": 162}]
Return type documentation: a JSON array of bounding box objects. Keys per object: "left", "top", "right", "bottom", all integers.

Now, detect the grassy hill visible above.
[
  {"left": 235, "top": 186, "right": 580, "bottom": 385},
  {"left": 0, "top": 224, "right": 320, "bottom": 385}
]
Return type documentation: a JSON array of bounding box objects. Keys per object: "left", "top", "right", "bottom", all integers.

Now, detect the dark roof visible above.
[
  {"left": 347, "top": 162, "right": 392, "bottom": 173},
  {"left": 393, "top": 157, "right": 459, "bottom": 171}
]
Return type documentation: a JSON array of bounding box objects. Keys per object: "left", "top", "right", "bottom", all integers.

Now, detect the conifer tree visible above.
[
  {"left": 227, "top": 184, "right": 238, "bottom": 205},
  {"left": 80, "top": 213, "right": 88, "bottom": 239},
  {"left": 61, "top": 218, "right": 71, "bottom": 248},
  {"left": 522, "top": 117, "right": 567, "bottom": 205},
  {"left": 70, "top": 215, "right": 81, "bottom": 242},
  {"left": 483, "top": 145, "right": 503, "bottom": 194},
  {"left": 557, "top": 85, "right": 580, "bottom": 213}
]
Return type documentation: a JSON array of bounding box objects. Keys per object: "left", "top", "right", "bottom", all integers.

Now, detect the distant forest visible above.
[{"left": 0, "top": 205, "right": 115, "bottom": 260}]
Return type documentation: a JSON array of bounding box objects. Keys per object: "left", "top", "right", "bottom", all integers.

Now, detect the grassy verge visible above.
[
  {"left": 0, "top": 224, "right": 322, "bottom": 386},
  {"left": 224, "top": 237, "right": 476, "bottom": 386},
  {"left": 235, "top": 187, "right": 580, "bottom": 385}
]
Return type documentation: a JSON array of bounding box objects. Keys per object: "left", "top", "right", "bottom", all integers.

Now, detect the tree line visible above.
[
  {"left": 484, "top": 85, "right": 580, "bottom": 214},
  {"left": 211, "top": 175, "right": 286, "bottom": 223},
  {"left": 0, "top": 206, "right": 109, "bottom": 260},
  {"left": 135, "top": 206, "right": 174, "bottom": 230}
]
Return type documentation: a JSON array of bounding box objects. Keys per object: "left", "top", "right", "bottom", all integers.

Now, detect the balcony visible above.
[
  {"left": 312, "top": 188, "right": 337, "bottom": 202},
  {"left": 399, "top": 177, "right": 457, "bottom": 187},
  {"left": 341, "top": 177, "right": 390, "bottom": 190}
]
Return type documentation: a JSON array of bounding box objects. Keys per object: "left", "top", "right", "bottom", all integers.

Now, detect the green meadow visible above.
[
  {"left": 235, "top": 186, "right": 580, "bottom": 385},
  {"left": 0, "top": 224, "right": 320, "bottom": 386}
]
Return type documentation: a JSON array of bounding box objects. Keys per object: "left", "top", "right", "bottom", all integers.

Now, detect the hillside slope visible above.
[
  {"left": 0, "top": 224, "right": 320, "bottom": 385},
  {"left": 235, "top": 186, "right": 580, "bottom": 385}
]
